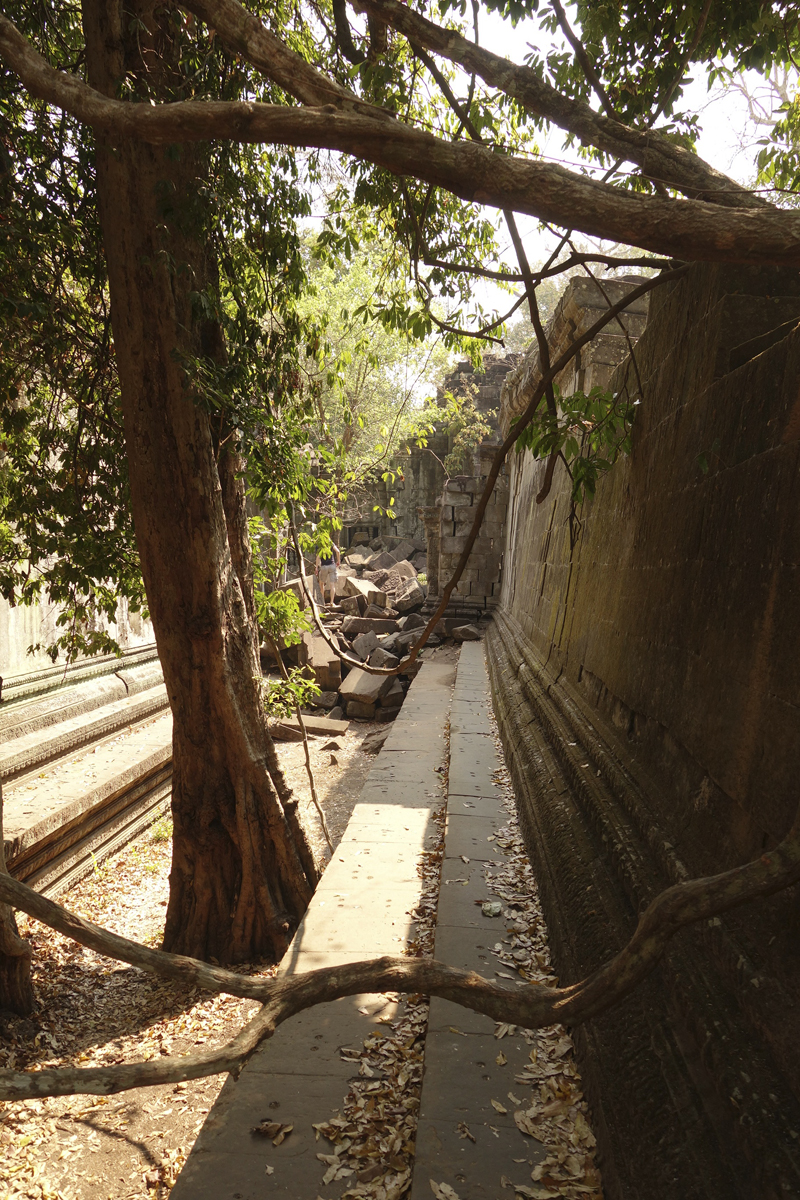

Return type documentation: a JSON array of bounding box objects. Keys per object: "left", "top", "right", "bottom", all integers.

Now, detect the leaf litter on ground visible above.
[{"left": 0, "top": 723, "right": 382, "bottom": 1200}]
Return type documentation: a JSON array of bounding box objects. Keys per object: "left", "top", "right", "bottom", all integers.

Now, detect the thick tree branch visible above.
[
  {"left": 354, "top": 0, "right": 763, "bottom": 208},
  {"left": 2, "top": 17, "right": 795, "bottom": 266},
  {"left": 180, "top": 0, "right": 371, "bottom": 113},
  {"left": 1, "top": 795, "right": 798, "bottom": 1098}
]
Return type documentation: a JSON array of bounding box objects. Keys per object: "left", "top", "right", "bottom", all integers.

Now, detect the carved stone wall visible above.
[{"left": 488, "top": 263, "right": 800, "bottom": 1200}]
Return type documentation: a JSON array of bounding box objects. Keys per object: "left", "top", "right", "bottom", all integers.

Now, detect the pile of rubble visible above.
[{"left": 272, "top": 535, "right": 481, "bottom": 724}]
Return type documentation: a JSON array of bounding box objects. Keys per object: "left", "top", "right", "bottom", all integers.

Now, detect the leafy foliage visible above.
[
  {"left": 254, "top": 588, "right": 321, "bottom": 718},
  {"left": 513, "top": 384, "right": 637, "bottom": 504}
]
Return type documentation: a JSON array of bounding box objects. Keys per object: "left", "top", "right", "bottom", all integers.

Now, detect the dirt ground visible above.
[{"left": 0, "top": 714, "right": 392, "bottom": 1200}]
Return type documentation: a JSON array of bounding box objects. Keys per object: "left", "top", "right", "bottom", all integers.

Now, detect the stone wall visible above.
[
  {"left": 343, "top": 353, "right": 520, "bottom": 558},
  {"left": 487, "top": 263, "right": 800, "bottom": 1199},
  {"left": 0, "top": 594, "right": 154, "bottom": 678},
  {"left": 416, "top": 354, "right": 519, "bottom": 616}
]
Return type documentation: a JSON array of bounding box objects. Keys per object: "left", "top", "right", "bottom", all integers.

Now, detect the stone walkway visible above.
[
  {"left": 410, "top": 643, "right": 547, "bottom": 1199},
  {"left": 173, "top": 642, "right": 545, "bottom": 1200},
  {"left": 171, "top": 656, "right": 455, "bottom": 1200}
]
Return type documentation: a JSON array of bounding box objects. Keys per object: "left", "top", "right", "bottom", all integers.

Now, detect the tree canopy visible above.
[{"left": 2, "top": 0, "right": 797, "bottom": 657}]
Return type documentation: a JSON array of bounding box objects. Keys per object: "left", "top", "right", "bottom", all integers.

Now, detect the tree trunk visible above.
[
  {"left": 82, "top": 0, "right": 317, "bottom": 963},
  {"left": 0, "top": 784, "right": 34, "bottom": 1014}
]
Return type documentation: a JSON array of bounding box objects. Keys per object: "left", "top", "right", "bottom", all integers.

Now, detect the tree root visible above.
[{"left": 1, "top": 798, "right": 797, "bottom": 1099}]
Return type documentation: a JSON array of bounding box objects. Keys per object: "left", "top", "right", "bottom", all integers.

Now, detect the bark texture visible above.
[
  {"left": 0, "top": 785, "right": 33, "bottom": 1015},
  {"left": 82, "top": 0, "right": 316, "bottom": 964}
]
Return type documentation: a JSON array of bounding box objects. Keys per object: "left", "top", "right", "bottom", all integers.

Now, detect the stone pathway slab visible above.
[
  {"left": 172, "top": 661, "right": 455, "bottom": 1200},
  {"left": 410, "top": 641, "right": 548, "bottom": 1200}
]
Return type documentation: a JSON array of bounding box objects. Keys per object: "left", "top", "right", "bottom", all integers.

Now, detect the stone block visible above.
[
  {"left": 376, "top": 705, "right": 402, "bottom": 722},
  {"left": 339, "top": 666, "right": 392, "bottom": 705},
  {"left": 342, "top": 616, "right": 399, "bottom": 635},
  {"left": 379, "top": 679, "right": 404, "bottom": 707},
  {"left": 395, "top": 579, "right": 424, "bottom": 613},
  {"left": 328, "top": 705, "right": 344, "bottom": 722},
  {"left": 448, "top": 491, "right": 473, "bottom": 506},
  {"left": 366, "top": 550, "right": 397, "bottom": 570},
  {"left": 445, "top": 476, "right": 480, "bottom": 494},
  {"left": 364, "top": 603, "right": 396, "bottom": 620},
  {"left": 377, "top": 632, "right": 401, "bottom": 655},
  {"left": 346, "top": 699, "right": 375, "bottom": 720},
  {"left": 390, "top": 539, "right": 417, "bottom": 561},
  {"left": 352, "top": 630, "right": 379, "bottom": 660},
  {"left": 386, "top": 560, "right": 416, "bottom": 586},
  {"left": 362, "top": 568, "right": 391, "bottom": 588},
  {"left": 367, "top": 589, "right": 389, "bottom": 608},
  {"left": 411, "top": 555, "right": 427, "bottom": 574},
  {"left": 396, "top": 629, "right": 421, "bottom": 649},
  {"left": 343, "top": 576, "right": 373, "bottom": 601},
  {"left": 398, "top": 613, "right": 426, "bottom": 631},
  {"left": 316, "top": 690, "right": 339, "bottom": 709},
  {"left": 339, "top": 594, "right": 362, "bottom": 617},
  {"left": 306, "top": 634, "right": 342, "bottom": 691},
  {"left": 278, "top": 576, "right": 307, "bottom": 608},
  {"left": 369, "top": 647, "right": 399, "bottom": 670}
]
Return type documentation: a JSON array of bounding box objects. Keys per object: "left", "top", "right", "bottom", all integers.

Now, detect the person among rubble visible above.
[{"left": 315, "top": 543, "right": 341, "bottom": 607}]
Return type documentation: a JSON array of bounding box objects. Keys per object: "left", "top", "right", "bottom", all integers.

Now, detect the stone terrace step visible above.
[
  {"left": 4, "top": 711, "right": 172, "bottom": 896},
  {"left": 0, "top": 682, "right": 169, "bottom": 782}
]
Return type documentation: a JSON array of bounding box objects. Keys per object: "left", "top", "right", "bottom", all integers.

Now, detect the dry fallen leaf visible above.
[
  {"left": 457, "top": 1122, "right": 476, "bottom": 1143},
  {"left": 491, "top": 1099, "right": 509, "bottom": 1114},
  {"left": 430, "top": 1181, "right": 461, "bottom": 1200},
  {"left": 496, "top": 1051, "right": 508, "bottom": 1066}
]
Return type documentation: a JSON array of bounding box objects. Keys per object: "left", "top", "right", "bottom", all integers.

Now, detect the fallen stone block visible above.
[
  {"left": 342, "top": 616, "right": 399, "bottom": 635},
  {"left": 339, "top": 594, "right": 363, "bottom": 617},
  {"left": 395, "top": 579, "right": 424, "bottom": 613},
  {"left": 339, "top": 665, "right": 393, "bottom": 705},
  {"left": 305, "top": 633, "right": 342, "bottom": 691},
  {"left": 316, "top": 690, "right": 339, "bottom": 709},
  {"left": 364, "top": 603, "right": 394, "bottom": 620},
  {"left": 346, "top": 699, "right": 376, "bottom": 720},
  {"left": 369, "top": 536, "right": 386, "bottom": 551},
  {"left": 388, "top": 559, "right": 416, "bottom": 581},
  {"left": 378, "top": 632, "right": 401, "bottom": 655},
  {"left": 376, "top": 705, "right": 402, "bottom": 722},
  {"left": 270, "top": 714, "right": 350, "bottom": 739},
  {"left": 453, "top": 624, "right": 481, "bottom": 641},
  {"left": 343, "top": 550, "right": 370, "bottom": 567},
  {"left": 397, "top": 613, "right": 426, "bottom": 631},
  {"left": 366, "top": 550, "right": 397, "bottom": 571},
  {"left": 328, "top": 705, "right": 344, "bottom": 722},
  {"left": 353, "top": 630, "right": 379, "bottom": 660},
  {"left": 390, "top": 539, "right": 417, "bottom": 562},
  {"left": 396, "top": 629, "right": 421, "bottom": 649},
  {"left": 369, "top": 647, "right": 399, "bottom": 670},
  {"left": 278, "top": 577, "right": 307, "bottom": 608},
  {"left": 361, "top": 727, "right": 390, "bottom": 754},
  {"left": 379, "top": 679, "right": 404, "bottom": 707},
  {"left": 367, "top": 589, "right": 389, "bottom": 608},
  {"left": 399, "top": 660, "right": 422, "bottom": 680},
  {"left": 343, "top": 577, "right": 373, "bottom": 601},
  {"left": 363, "top": 567, "right": 390, "bottom": 586},
  {"left": 411, "top": 554, "right": 428, "bottom": 573}
]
